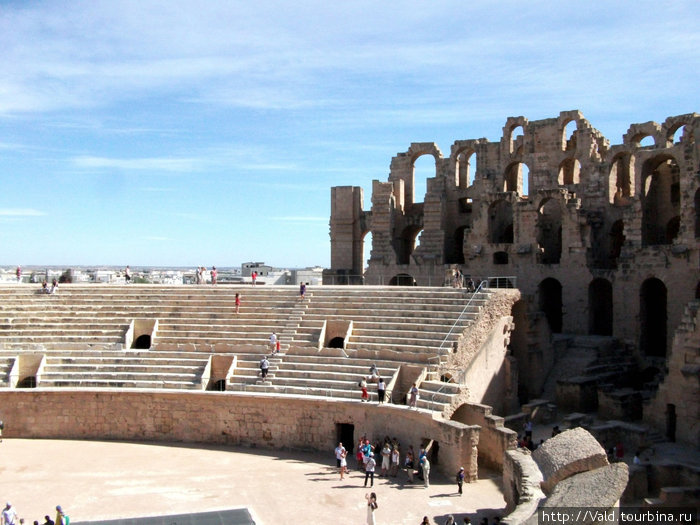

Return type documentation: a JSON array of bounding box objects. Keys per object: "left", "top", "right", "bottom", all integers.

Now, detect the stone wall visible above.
[
  {"left": 452, "top": 402, "right": 517, "bottom": 471},
  {"left": 328, "top": 111, "right": 700, "bottom": 432},
  {"left": 0, "top": 389, "right": 479, "bottom": 479}
]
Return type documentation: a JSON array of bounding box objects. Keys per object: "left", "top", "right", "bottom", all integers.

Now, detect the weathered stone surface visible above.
[
  {"left": 531, "top": 427, "right": 608, "bottom": 493},
  {"left": 502, "top": 448, "right": 545, "bottom": 520},
  {"left": 543, "top": 462, "right": 629, "bottom": 508}
]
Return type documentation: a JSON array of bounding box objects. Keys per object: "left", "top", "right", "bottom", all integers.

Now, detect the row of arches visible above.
[{"left": 537, "top": 277, "right": 673, "bottom": 357}]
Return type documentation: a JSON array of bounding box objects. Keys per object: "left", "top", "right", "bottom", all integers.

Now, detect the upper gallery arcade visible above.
[{"left": 327, "top": 110, "right": 700, "bottom": 356}]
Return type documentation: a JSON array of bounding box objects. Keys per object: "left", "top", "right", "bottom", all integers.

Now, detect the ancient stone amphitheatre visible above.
[{"left": 0, "top": 111, "right": 698, "bottom": 523}]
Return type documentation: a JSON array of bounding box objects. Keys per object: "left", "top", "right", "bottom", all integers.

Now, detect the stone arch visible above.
[
  {"left": 445, "top": 225, "right": 467, "bottom": 264},
  {"left": 641, "top": 155, "right": 681, "bottom": 246},
  {"left": 558, "top": 157, "right": 581, "bottom": 186},
  {"left": 454, "top": 147, "right": 476, "bottom": 189},
  {"left": 538, "top": 278, "right": 562, "bottom": 333},
  {"left": 133, "top": 334, "right": 151, "bottom": 349},
  {"left": 588, "top": 278, "right": 613, "bottom": 336},
  {"left": 695, "top": 188, "right": 700, "bottom": 238},
  {"left": 609, "top": 219, "right": 625, "bottom": 265},
  {"left": 488, "top": 200, "right": 514, "bottom": 244},
  {"left": 508, "top": 123, "right": 525, "bottom": 155},
  {"left": 504, "top": 162, "right": 530, "bottom": 195},
  {"left": 609, "top": 153, "right": 632, "bottom": 205},
  {"left": 640, "top": 278, "right": 667, "bottom": 357},
  {"left": 389, "top": 273, "right": 417, "bottom": 286},
  {"left": 394, "top": 225, "right": 422, "bottom": 265},
  {"left": 536, "top": 198, "right": 562, "bottom": 264},
  {"left": 562, "top": 119, "right": 578, "bottom": 152},
  {"left": 412, "top": 154, "right": 436, "bottom": 205}
]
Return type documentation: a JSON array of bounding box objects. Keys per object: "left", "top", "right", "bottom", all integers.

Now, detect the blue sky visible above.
[{"left": 0, "top": 1, "right": 698, "bottom": 268}]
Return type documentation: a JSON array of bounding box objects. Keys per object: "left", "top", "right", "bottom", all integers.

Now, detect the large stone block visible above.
[
  {"left": 543, "top": 462, "right": 629, "bottom": 509},
  {"left": 531, "top": 427, "right": 608, "bottom": 493}
]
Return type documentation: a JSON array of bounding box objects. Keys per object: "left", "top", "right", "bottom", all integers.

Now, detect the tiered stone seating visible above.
[
  {"left": 0, "top": 284, "right": 495, "bottom": 412},
  {"left": 296, "top": 286, "right": 490, "bottom": 363}
]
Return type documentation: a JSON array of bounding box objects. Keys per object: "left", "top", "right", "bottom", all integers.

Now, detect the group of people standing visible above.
[
  {"left": 193, "top": 266, "right": 217, "bottom": 284},
  {"left": 1, "top": 502, "right": 69, "bottom": 525}
]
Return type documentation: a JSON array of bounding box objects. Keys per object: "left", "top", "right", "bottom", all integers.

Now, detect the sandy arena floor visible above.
[{"left": 0, "top": 438, "right": 506, "bottom": 524}]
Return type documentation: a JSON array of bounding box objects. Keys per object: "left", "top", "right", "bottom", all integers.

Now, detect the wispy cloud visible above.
[
  {"left": 72, "top": 156, "right": 201, "bottom": 173},
  {"left": 270, "top": 216, "right": 327, "bottom": 222},
  {"left": 0, "top": 208, "right": 46, "bottom": 217}
]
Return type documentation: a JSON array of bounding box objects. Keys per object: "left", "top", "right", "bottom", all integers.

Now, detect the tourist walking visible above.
[
  {"left": 259, "top": 356, "right": 270, "bottom": 379},
  {"left": 124, "top": 265, "right": 131, "bottom": 284},
  {"left": 390, "top": 446, "right": 400, "bottom": 477},
  {"left": 377, "top": 377, "right": 386, "bottom": 404},
  {"left": 2, "top": 502, "right": 18, "bottom": 524},
  {"left": 365, "top": 492, "right": 378, "bottom": 525},
  {"left": 364, "top": 452, "right": 376, "bottom": 487},
  {"left": 340, "top": 449, "right": 348, "bottom": 480},
  {"left": 421, "top": 456, "right": 431, "bottom": 487},
  {"left": 409, "top": 383, "right": 419, "bottom": 408},
  {"left": 335, "top": 442, "right": 346, "bottom": 468},
  {"left": 299, "top": 282, "right": 306, "bottom": 300},
  {"left": 15, "top": 266, "right": 21, "bottom": 283},
  {"left": 235, "top": 293, "right": 241, "bottom": 314},
  {"left": 456, "top": 466, "right": 465, "bottom": 495},
  {"left": 360, "top": 377, "right": 369, "bottom": 402},
  {"left": 54, "top": 505, "right": 68, "bottom": 525},
  {"left": 251, "top": 271, "right": 257, "bottom": 285},
  {"left": 380, "top": 441, "right": 391, "bottom": 476},
  {"left": 405, "top": 448, "right": 415, "bottom": 483},
  {"left": 210, "top": 266, "right": 217, "bottom": 284},
  {"left": 269, "top": 332, "right": 277, "bottom": 352}
]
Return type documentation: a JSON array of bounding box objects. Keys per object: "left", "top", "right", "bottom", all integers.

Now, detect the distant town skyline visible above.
[{"left": 1, "top": 1, "right": 698, "bottom": 267}]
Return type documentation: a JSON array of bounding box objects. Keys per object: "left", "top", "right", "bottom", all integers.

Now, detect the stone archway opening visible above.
[
  {"left": 536, "top": 198, "right": 562, "bottom": 264},
  {"left": 640, "top": 278, "right": 667, "bottom": 357},
  {"left": 641, "top": 155, "right": 680, "bottom": 246},
  {"left": 133, "top": 334, "right": 151, "bottom": 349},
  {"left": 558, "top": 157, "right": 581, "bottom": 185},
  {"left": 455, "top": 149, "right": 476, "bottom": 189},
  {"left": 610, "top": 154, "right": 632, "bottom": 205},
  {"left": 389, "top": 273, "right": 416, "bottom": 286},
  {"left": 328, "top": 336, "right": 345, "bottom": 349},
  {"left": 538, "top": 278, "right": 563, "bottom": 333},
  {"left": 504, "top": 162, "right": 529, "bottom": 196},
  {"left": 488, "top": 200, "right": 513, "bottom": 244},
  {"left": 588, "top": 278, "right": 613, "bottom": 336},
  {"left": 394, "top": 225, "right": 422, "bottom": 265}
]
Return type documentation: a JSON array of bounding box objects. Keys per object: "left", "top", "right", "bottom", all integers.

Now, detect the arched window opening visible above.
[
  {"left": 133, "top": 334, "right": 151, "bottom": 349},
  {"left": 666, "top": 216, "right": 680, "bottom": 244},
  {"left": 536, "top": 198, "right": 562, "bottom": 264},
  {"left": 445, "top": 226, "right": 467, "bottom": 265},
  {"left": 538, "top": 278, "right": 563, "bottom": 333},
  {"left": 694, "top": 189, "right": 700, "bottom": 238},
  {"left": 18, "top": 376, "right": 37, "bottom": 388},
  {"left": 670, "top": 125, "right": 685, "bottom": 144},
  {"left": 493, "top": 251, "right": 509, "bottom": 265},
  {"left": 488, "top": 200, "right": 514, "bottom": 244},
  {"left": 328, "top": 337, "right": 345, "bottom": 349},
  {"left": 412, "top": 155, "right": 435, "bottom": 206},
  {"left": 640, "top": 278, "right": 667, "bottom": 357},
  {"left": 455, "top": 150, "right": 476, "bottom": 189},
  {"left": 389, "top": 273, "right": 417, "bottom": 286},
  {"left": 609, "top": 220, "right": 625, "bottom": 266},
  {"left": 610, "top": 154, "right": 632, "bottom": 205},
  {"left": 638, "top": 135, "right": 655, "bottom": 147},
  {"left": 211, "top": 379, "right": 226, "bottom": 392},
  {"left": 642, "top": 156, "right": 681, "bottom": 246},
  {"left": 558, "top": 158, "right": 581, "bottom": 186},
  {"left": 394, "top": 226, "right": 422, "bottom": 265},
  {"left": 588, "top": 278, "right": 613, "bottom": 336},
  {"left": 362, "top": 231, "right": 373, "bottom": 272},
  {"left": 563, "top": 120, "right": 577, "bottom": 151},
  {"left": 504, "top": 162, "right": 530, "bottom": 196},
  {"left": 509, "top": 125, "right": 524, "bottom": 154}
]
